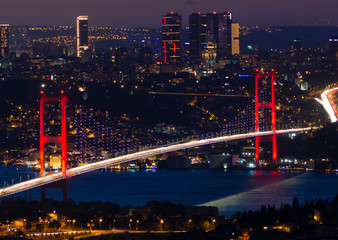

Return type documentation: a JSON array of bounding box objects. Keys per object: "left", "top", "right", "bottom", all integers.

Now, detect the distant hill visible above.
[{"left": 240, "top": 26, "right": 338, "bottom": 51}]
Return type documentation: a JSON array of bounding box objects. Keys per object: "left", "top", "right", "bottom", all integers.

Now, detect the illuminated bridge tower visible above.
[
  {"left": 40, "top": 91, "right": 69, "bottom": 177},
  {"left": 255, "top": 70, "right": 277, "bottom": 165}
]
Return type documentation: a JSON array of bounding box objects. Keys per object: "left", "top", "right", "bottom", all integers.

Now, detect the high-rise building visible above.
[
  {"left": 162, "top": 12, "right": 182, "bottom": 64},
  {"left": 212, "top": 11, "right": 232, "bottom": 57},
  {"left": 189, "top": 13, "right": 207, "bottom": 64},
  {"left": 0, "top": 24, "right": 10, "bottom": 60},
  {"left": 290, "top": 39, "right": 302, "bottom": 69},
  {"left": 231, "top": 23, "right": 240, "bottom": 55},
  {"left": 76, "top": 15, "right": 89, "bottom": 57},
  {"left": 189, "top": 12, "right": 239, "bottom": 64},
  {"left": 328, "top": 36, "right": 338, "bottom": 69}
]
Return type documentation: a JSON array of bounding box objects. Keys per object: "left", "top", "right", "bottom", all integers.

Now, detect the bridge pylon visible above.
[
  {"left": 39, "top": 91, "right": 69, "bottom": 177},
  {"left": 254, "top": 69, "right": 277, "bottom": 166}
]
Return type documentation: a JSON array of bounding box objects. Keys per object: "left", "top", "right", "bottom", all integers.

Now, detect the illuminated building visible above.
[
  {"left": 328, "top": 36, "right": 338, "bottom": 69},
  {"left": 162, "top": 12, "right": 182, "bottom": 64},
  {"left": 231, "top": 23, "right": 240, "bottom": 55},
  {"left": 202, "top": 43, "right": 217, "bottom": 71},
  {"left": 189, "top": 12, "right": 207, "bottom": 64},
  {"left": 0, "top": 24, "right": 9, "bottom": 59},
  {"left": 76, "top": 15, "right": 89, "bottom": 57},
  {"left": 290, "top": 39, "right": 302, "bottom": 69},
  {"left": 189, "top": 12, "right": 239, "bottom": 63},
  {"left": 205, "top": 12, "right": 232, "bottom": 58}
]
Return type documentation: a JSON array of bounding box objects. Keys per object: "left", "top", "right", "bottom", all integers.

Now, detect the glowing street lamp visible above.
[
  {"left": 129, "top": 219, "right": 132, "bottom": 230},
  {"left": 160, "top": 219, "right": 164, "bottom": 231}
]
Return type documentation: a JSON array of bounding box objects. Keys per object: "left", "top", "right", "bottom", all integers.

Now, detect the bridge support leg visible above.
[
  {"left": 255, "top": 137, "right": 260, "bottom": 165},
  {"left": 254, "top": 70, "right": 278, "bottom": 166}
]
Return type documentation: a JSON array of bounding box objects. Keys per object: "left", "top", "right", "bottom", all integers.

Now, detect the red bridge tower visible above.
[
  {"left": 255, "top": 70, "right": 277, "bottom": 165},
  {"left": 40, "top": 91, "right": 69, "bottom": 177}
]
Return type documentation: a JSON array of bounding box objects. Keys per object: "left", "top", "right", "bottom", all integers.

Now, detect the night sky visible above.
[{"left": 0, "top": 0, "right": 337, "bottom": 27}]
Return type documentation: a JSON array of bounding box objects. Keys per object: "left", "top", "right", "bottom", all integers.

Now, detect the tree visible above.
[
  {"left": 24, "top": 222, "right": 32, "bottom": 231},
  {"left": 48, "top": 220, "right": 61, "bottom": 230},
  {"left": 36, "top": 223, "right": 44, "bottom": 232}
]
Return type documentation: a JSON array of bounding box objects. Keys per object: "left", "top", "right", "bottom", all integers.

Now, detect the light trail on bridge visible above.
[
  {"left": 148, "top": 91, "right": 251, "bottom": 97},
  {"left": 0, "top": 127, "right": 314, "bottom": 198},
  {"left": 315, "top": 87, "right": 338, "bottom": 123}
]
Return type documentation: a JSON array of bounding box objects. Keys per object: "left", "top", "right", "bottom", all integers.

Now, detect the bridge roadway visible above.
[
  {"left": 0, "top": 127, "right": 313, "bottom": 198},
  {"left": 315, "top": 87, "right": 338, "bottom": 123}
]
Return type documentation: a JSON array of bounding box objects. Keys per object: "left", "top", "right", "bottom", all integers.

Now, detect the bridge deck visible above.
[{"left": 0, "top": 127, "right": 314, "bottom": 198}]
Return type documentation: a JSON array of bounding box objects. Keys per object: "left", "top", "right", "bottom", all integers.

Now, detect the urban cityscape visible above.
[{"left": 0, "top": 1, "right": 338, "bottom": 239}]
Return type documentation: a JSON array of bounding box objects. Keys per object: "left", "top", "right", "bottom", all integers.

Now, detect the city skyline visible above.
[{"left": 0, "top": 0, "right": 337, "bottom": 27}]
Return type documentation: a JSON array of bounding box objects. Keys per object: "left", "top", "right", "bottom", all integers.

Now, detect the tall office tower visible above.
[
  {"left": 162, "top": 12, "right": 182, "bottom": 64},
  {"left": 231, "top": 22, "right": 240, "bottom": 55},
  {"left": 189, "top": 13, "right": 207, "bottom": 64},
  {"left": 189, "top": 12, "right": 239, "bottom": 63},
  {"left": 0, "top": 24, "right": 10, "bottom": 59},
  {"left": 76, "top": 15, "right": 89, "bottom": 57},
  {"left": 290, "top": 39, "right": 302, "bottom": 69},
  {"left": 214, "top": 11, "right": 232, "bottom": 57},
  {"left": 328, "top": 36, "right": 338, "bottom": 69}
]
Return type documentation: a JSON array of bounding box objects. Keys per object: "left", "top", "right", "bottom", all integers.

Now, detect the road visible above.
[
  {"left": 148, "top": 91, "right": 251, "bottom": 97},
  {"left": 315, "top": 87, "right": 338, "bottom": 123},
  {"left": 0, "top": 127, "right": 314, "bottom": 198}
]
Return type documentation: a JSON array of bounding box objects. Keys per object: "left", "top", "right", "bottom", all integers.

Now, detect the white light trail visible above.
[
  {"left": 315, "top": 87, "right": 338, "bottom": 123},
  {"left": 0, "top": 127, "right": 314, "bottom": 198}
]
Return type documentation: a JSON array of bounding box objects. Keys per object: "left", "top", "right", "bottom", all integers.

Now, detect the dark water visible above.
[{"left": 1, "top": 166, "right": 338, "bottom": 216}]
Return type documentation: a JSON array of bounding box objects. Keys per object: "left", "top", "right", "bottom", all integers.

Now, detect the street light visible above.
[
  {"left": 129, "top": 219, "right": 132, "bottom": 230},
  {"left": 160, "top": 219, "right": 164, "bottom": 231},
  {"left": 99, "top": 219, "right": 103, "bottom": 229},
  {"left": 112, "top": 219, "right": 116, "bottom": 231},
  {"left": 136, "top": 220, "right": 139, "bottom": 231},
  {"left": 90, "top": 220, "right": 93, "bottom": 231}
]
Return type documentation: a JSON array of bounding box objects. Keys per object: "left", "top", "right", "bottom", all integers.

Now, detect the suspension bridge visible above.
[{"left": 0, "top": 70, "right": 319, "bottom": 198}]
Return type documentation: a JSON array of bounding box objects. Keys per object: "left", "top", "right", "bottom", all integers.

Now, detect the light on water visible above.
[{"left": 1, "top": 167, "right": 338, "bottom": 217}]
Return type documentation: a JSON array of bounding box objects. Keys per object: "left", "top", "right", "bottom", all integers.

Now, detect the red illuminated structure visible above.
[
  {"left": 40, "top": 91, "right": 69, "bottom": 177},
  {"left": 255, "top": 70, "right": 277, "bottom": 165},
  {"left": 162, "top": 12, "right": 182, "bottom": 64}
]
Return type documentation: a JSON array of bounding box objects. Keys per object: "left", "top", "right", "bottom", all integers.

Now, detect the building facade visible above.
[
  {"left": 162, "top": 12, "right": 182, "bottom": 64},
  {"left": 76, "top": 15, "right": 89, "bottom": 57},
  {"left": 0, "top": 24, "right": 10, "bottom": 60},
  {"left": 328, "top": 36, "right": 338, "bottom": 69},
  {"left": 189, "top": 12, "right": 239, "bottom": 64},
  {"left": 189, "top": 13, "right": 207, "bottom": 64}
]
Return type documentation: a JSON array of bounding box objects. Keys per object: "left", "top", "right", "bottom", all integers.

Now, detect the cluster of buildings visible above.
[
  {"left": 1, "top": 12, "right": 240, "bottom": 70},
  {"left": 162, "top": 12, "right": 239, "bottom": 66},
  {"left": 0, "top": 13, "right": 337, "bottom": 169}
]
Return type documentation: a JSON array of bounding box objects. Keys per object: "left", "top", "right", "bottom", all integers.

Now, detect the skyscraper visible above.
[
  {"left": 189, "top": 12, "right": 239, "bottom": 63},
  {"left": 328, "top": 36, "right": 338, "bottom": 69},
  {"left": 189, "top": 13, "right": 207, "bottom": 64},
  {"left": 290, "top": 39, "right": 302, "bottom": 69},
  {"left": 76, "top": 15, "right": 89, "bottom": 57},
  {"left": 0, "top": 24, "right": 10, "bottom": 60},
  {"left": 162, "top": 12, "right": 182, "bottom": 64},
  {"left": 231, "top": 23, "right": 240, "bottom": 55}
]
